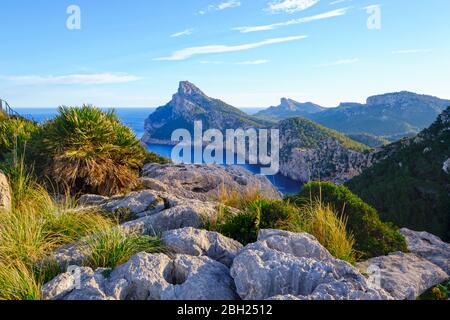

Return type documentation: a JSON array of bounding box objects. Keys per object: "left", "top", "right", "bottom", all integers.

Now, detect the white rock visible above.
[
  {"left": 401, "top": 228, "right": 450, "bottom": 274},
  {"left": 443, "top": 158, "right": 450, "bottom": 174},
  {"left": 78, "top": 194, "right": 110, "bottom": 206},
  {"left": 141, "top": 163, "right": 281, "bottom": 202},
  {"left": 358, "top": 252, "right": 449, "bottom": 300},
  {"left": 162, "top": 228, "right": 243, "bottom": 267},
  {"left": 231, "top": 230, "right": 390, "bottom": 300},
  {"left": 0, "top": 170, "right": 11, "bottom": 212},
  {"left": 103, "top": 190, "right": 160, "bottom": 214}
]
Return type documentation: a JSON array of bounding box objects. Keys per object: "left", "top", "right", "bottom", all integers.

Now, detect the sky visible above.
[{"left": 0, "top": 0, "right": 449, "bottom": 109}]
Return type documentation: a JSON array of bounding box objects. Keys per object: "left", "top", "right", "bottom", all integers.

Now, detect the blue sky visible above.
[{"left": 0, "top": 0, "right": 449, "bottom": 108}]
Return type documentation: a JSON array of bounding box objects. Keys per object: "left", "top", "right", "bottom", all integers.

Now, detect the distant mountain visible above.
[
  {"left": 255, "top": 98, "right": 325, "bottom": 121},
  {"left": 142, "top": 81, "right": 273, "bottom": 144},
  {"left": 255, "top": 91, "right": 450, "bottom": 141},
  {"left": 277, "top": 117, "right": 374, "bottom": 184},
  {"left": 347, "top": 106, "right": 450, "bottom": 241}
]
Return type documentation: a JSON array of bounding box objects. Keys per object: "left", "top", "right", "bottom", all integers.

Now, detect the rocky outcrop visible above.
[
  {"left": 401, "top": 228, "right": 450, "bottom": 274},
  {"left": 141, "top": 163, "right": 281, "bottom": 201},
  {"left": 443, "top": 158, "right": 450, "bottom": 174},
  {"left": 142, "top": 81, "right": 271, "bottom": 144},
  {"left": 358, "top": 252, "right": 449, "bottom": 300},
  {"left": 280, "top": 139, "right": 374, "bottom": 184},
  {"left": 161, "top": 228, "right": 243, "bottom": 267},
  {"left": 230, "top": 229, "right": 391, "bottom": 300},
  {"left": 43, "top": 253, "right": 238, "bottom": 300},
  {"left": 0, "top": 170, "right": 11, "bottom": 211}
]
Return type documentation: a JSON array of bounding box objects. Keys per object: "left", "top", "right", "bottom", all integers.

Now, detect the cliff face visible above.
[
  {"left": 142, "top": 81, "right": 272, "bottom": 144},
  {"left": 280, "top": 139, "right": 375, "bottom": 184},
  {"left": 277, "top": 117, "right": 373, "bottom": 184}
]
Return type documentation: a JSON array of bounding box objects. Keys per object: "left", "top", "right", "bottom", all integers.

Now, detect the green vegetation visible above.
[
  {"left": 347, "top": 107, "right": 450, "bottom": 241},
  {"left": 419, "top": 281, "right": 450, "bottom": 300},
  {"left": 278, "top": 117, "right": 371, "bottom": 161},
  {"left": 0, "top": 157, "right": 113, "bottom": 300},
  {"left": 84, "top": 228, "right": 164, "bottom": 269},
  {"left": 207, "top": 198, "right": 356, "bottom": 263},
  {"left": 0, "top": 116, "right": 38, "bottom": 163},
  {"left": 346, "top": 133, "right": 390, "bottom": 148},
  {"left": 291, "top": 182, "right": 407, "bottom": 259},
  {"left": 28, "top": 105, "right": 166, "bottom": 196}
]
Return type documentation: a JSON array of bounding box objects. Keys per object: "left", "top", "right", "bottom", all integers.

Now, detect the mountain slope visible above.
[
  {"left": 277, "top": 117, "right": 374, "bottom": 184},
  {"left": 255, "top": 98, "right": 325, "bottom": 121},
  {"left": 310, "top": 92, "right": 450, "bottom": 140},
  {"left": 255, "top": 91, "right": 450, "bottom": 141},
  {"left": 347, "top": 106, "right": 450, "bottom": 241},
  {"left": 142, "top": 81, "right": 273, "bottom": 143}
]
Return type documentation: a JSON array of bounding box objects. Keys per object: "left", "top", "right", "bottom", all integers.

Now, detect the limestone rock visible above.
[
  {"left": 443, "top": 158, "right": 450, "bottom": 174},
  {"left": 102, "top": 190, "right": 161, "bottom": 215},
  {"left": 358, "top": 252, "right": 449, "bottom": 300},
  {"left": 141, "top": 163, "right": 281, "bottom": 202},
  {"left": 0, "top": 170, "right": 11, "bottom": 211},
  {"left": 78, "top": 194, "right": 109, "bottom": 206},
  {"left": 162, "top": 228, "right": 243, "bottom": 267},
  {"left": 401, "top": 228, "right": 450, "bottom": 274},
  {"left": 230, "top": 229, "right": 390, "bottom": 300}
]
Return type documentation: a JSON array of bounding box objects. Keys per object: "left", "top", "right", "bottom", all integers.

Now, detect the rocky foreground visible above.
[{"left": 37, "top": 164, "right": 449, "bottom": 301}]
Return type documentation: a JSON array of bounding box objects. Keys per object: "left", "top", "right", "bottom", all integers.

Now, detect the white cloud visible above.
[
  {"left": 154, "top": 35, "right": 307, "bottom": 61},
  {"left": 267, "top": 0, "right": 319, "bottom": 14},
  {"left": 199, "top": 0, "right": 241, "bottom": 15},
  {"left": 170, "top": 28, "right": 194, "bottom": 38},
  {"left": 392, "top": 49, "right": 432, "bottom": 54},
  {"left": 316, "top": 58, "right": 359, "bottom": 67},
  {"left": 329, "top": 0, "right": 350, "bottom": 5},
  {"left": 199, "top": 60, "right": 225, "bottom": 64},
  {"left": 234, "top": 7, "right": 349, "bottom": 33},
  {"left": 5, "top": 73, "right": 141, "bottom": 85},
  {"left": 236, "top": 59, "right": 270, "bottom": 65}
]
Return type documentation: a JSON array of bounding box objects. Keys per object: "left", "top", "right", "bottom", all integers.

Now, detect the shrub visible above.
[
  {"left": 27, "top": 105, "right": 156, "bottom": 196},
  {"left": 84, "top": 228, "right": 164, "bottom": 269},
  {"left": 419, "top": 281, "right": 450, "bottom": 300},
  {"left": 292, "top": 182, "right": 407, "bottom": 258},
  {"left": 215, "top": 184, "right": 262, "bottom": 210},
  {"left": 0, "top": 117, "right": 37, "bottom": 162}
]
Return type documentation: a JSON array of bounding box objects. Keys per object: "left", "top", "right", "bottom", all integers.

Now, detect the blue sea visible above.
[{"left": 16, "top": 108, "right": 301, "bottom": 194}]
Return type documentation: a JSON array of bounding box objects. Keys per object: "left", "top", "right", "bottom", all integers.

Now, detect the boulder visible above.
[
  {"left": 141, "top": 163, "right": 281, "bottom": 202},
  {"left": 162, "top": 228, "right": 243, "bottom": 267},
  {"left": 0, "top": 170, "right": 11, "bottom": 211},
  {"left": 44, "top": 253, "right": 238, "bottom": 300},
  {"left": 358, "top": 252, "right": 449, "bottom": 300},
  {"left": 401, "top": 228, "right": 450, "bottom": 274},
  {"left": 120, "top": 201, "right": 218, "bottom": 235},
  {"left": 230, "top": 229, "right": 390, "bottom": 300},
  {"left": 102, "top": 190, "right": 162, "bottom": 215}
]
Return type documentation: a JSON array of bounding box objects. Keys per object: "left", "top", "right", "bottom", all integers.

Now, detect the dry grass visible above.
[
  {"left": 214, "top": 182, "right": 262, "bottom": 210},
  {"left": 292, "top": 200, "right": 356, "bottom": 263},
  {"left": 0, "top": 157, "right": 113, "bottom": 300}
]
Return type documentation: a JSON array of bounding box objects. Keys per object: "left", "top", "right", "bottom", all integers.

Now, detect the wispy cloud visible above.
[
  {"left": 267, "top": 0, "right": 319, "bottom": 14},
  {"left": 170, "top": 28, "right": 194, "bottom": 38},
  {"left": 4, "top": 73, "right": 141, "bottom": 85},
  {"left": 316, "top": 58, "right": 359, "bottom": 67},
  {"left": 236, "top": 59, "right": 270, "bottom": 65},
  {"left": 329, "top": 0, "right": 351, "bottom": 5},
  {"left": 234, "top": 7, "right": 349, "bottom": 33},
  {"left": 154, "top": 35, "right": 307, "bottom": 61},
  {"left": 392, "top": 49, "right": 432, "bottom": 54},
  {"left": 199, "top": 60, "right": 224, "bottom": 64},
  {"left": 199, "top": 0, "right": 241, "bottom": 15}
]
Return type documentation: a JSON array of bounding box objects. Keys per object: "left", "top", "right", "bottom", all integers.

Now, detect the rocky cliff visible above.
[{"left": 142, "top": 81, "right": 272, "bottom": 144}]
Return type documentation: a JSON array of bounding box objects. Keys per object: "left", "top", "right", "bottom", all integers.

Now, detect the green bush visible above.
[
  {"left": 27, "top": 105, "right": 164, "bottom": 196},
  {"left": 292, "top": 182, "right": 407, "bottom": 258},
  {"left": 0, "top": 117, "right": 38, "bottom": 163}
]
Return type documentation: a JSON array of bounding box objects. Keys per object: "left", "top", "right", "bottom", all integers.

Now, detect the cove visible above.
[{"left": 146, "top": 143, "right": 302, "bottom": 195}]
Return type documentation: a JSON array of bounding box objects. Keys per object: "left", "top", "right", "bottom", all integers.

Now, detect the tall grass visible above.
[
  {"left": 214, "top": 182, "right": 262, "bottom": 210},
  {"left": 0, "top": 155, "right": 113, "bottom": 300},
  {"left": 294, "top": 201, "right": 356, "bottom": 263},
  {"left": 84, "top": 228, "right": 164, "bottom": 269}
]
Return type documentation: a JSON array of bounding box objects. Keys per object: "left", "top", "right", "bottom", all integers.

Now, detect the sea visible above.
[{"left": 16, "top": 107, "right": 302, "bottom": 194}]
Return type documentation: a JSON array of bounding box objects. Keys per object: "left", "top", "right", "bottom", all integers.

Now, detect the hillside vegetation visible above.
[{"left": 347, "top": 107, "right": 450, "bottom": 241}]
